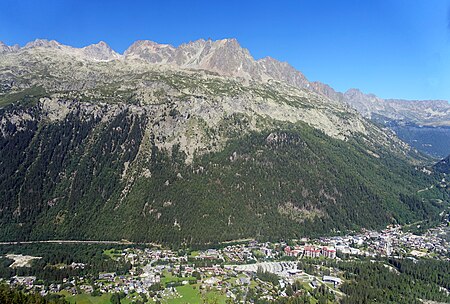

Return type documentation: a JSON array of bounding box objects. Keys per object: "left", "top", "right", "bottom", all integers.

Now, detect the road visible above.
[{"left": 0, "top": 239, "right": 162, "bottom": 247}]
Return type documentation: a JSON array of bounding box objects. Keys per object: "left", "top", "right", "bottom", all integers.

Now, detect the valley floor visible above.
[{"left": 0, "top": 215, "right": 449, "bottom": 303}]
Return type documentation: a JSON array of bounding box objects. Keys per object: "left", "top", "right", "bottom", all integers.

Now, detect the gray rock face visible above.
[
  {"left": 124, "top": 38, "right": 310, "bottom": 89},
  {"left": 24, "top": 39, "right": 62, "bottom": 49},
  {"left": 257, "top": 56, "right": 310, "bottom": 90},
  {"left": 5, "top": 38, "right": 449, "bottom": 124},
  {"left": 310, "top": 81, "right": 345, "bottom": 104},
  {"left": 0, "top": 41, "right": 20, "bottom": 54},
  {"left": 124, "top": 40, "right": 176, "bottom": 63},
  {"left": 82, "top": 41, "right": 120, "bottom": 61},
  {"left": 0, "top": 36, "right": 424, "bottom": 165},
  {"left": 343, "top": 88, "right": 386, "bottom": 118}
]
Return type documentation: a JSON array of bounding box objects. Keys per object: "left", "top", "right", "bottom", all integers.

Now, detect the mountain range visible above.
[
  {"left": 4, "top": 38, "right": 449, "bottom": 158},
  {"left": 3, "top": 38, "right": 450, "bottom": 123},
  {"left": 0, "top": 38, "right": 447, "bottom": 247}
]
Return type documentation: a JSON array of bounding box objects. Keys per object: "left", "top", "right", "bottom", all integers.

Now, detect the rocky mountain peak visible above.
[
  {"left": 82, "top": 41, "right": 120, "bottom": 61},
  {"left": 13, "top": 37, "right": 450, "bottom": 130},
  {"left": 122, "top": 37, "right": 313, "bottom": 87},
  {"left": 257, "top": 56, "right": 309, "bottom": 89},
  {"left": 214, "top": 38, "right": 242, "bottom": 49},
  {"left": 344, "top": 89, "right": 383, "bottom": 103},
  {"left": 24, "top": 39, "right": 62, "bottom": 49},
  {"left": 344, "top": 88, "right": 364, "bottom": 97},
  {"left": 309, "top": 82, "right": 344, "bottom": 103},
  {"left": 342, "top": 89, "right": 385, "bottom": 117},
  {"left": 4, "top": 37, "right": 315, "bottom": 91},
  {"left": 195, "top": 38, "right": 255, "bottom": 77},
  {"left": 0, "top": 41, "right": 19, "bottom": 54},
  {"left": 124, "top": 40, "right": 176, "bottom": 63},
  {"left": 125, "top": 40, "right": 174, "bottom": 53},
  {"left": 257, "top": 56, "right": 278, "bottom": 64}
]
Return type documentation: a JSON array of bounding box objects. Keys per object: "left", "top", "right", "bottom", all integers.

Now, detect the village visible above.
[{"left": 2, "top": 216, "right": 449, "bottom": 303}]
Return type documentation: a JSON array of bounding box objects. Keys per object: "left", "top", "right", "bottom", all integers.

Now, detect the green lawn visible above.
[
  {"left": 161, "top": 271, "right": 196, "bottom": 286},
  {"left": 189, "top": 251, "right": 199, "bottom": 257},
  {"left": 60, "top": 291, "right": 135, "bottom": 304},
  {"left": 103, "top": 249, "right": 122, "bottom": 260},
  {"left": 60, "top": 291, "right": 112, "bottom": 304},
  {"left": 164, "top": 285, "right": 227, "bottom": 304}
]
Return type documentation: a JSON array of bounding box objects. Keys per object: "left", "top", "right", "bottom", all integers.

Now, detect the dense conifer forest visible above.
[{"left": 0, "top": 100, "right": 446, "bottom": 247}]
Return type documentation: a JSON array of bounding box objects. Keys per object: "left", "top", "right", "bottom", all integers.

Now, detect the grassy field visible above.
[
  {"left": 60, "top": 286, "right": 226, "bottom": 304},
  {"left": 163, "top": 285, "right": 227, "bottom": 304},
  {"left": 189, "top": 251, "right": 199, "bottom": 257},
  {"left": 60, "top": 291, "right": 112, "bottom": 304},
  {"left": 161, "top": 271, "right": 196, "bottom": 286},
  {"left": 103, "top": 249, "right": 123, "bottom": 260},
  {"left": 60, "top": 291, "right": 136, "bottom": 304}
]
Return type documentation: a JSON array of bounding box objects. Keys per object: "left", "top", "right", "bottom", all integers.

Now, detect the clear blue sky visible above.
[{"left": 1, "top": 0, "right": 449, "bottom": 101}]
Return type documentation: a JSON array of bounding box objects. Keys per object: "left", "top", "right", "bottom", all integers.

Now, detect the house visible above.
[
  {"left": 287, "top": 269, "right": 303, "bottom": 276},
  {"left": 12, "top": 276, "right": 36, "bottom": 287},
  {"left": 204, "top": 277, "right": 219, "bottom": 286},
  {"left": 99, "top": 272, "right": 116, "bottom": 280},
  {"left": 310, "top": 280, "right": 319, "bottom": 289},
  {"left": 323, "top": 275, "right": 341, "bottom": 286},
  {"left": 284, "top": 246, "right": 292, "bottom": 256},
  {"left": 239, "top": 277, "right": 250, "bottom": 285}
]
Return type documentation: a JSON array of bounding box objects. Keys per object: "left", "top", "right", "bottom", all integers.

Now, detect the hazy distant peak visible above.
[
  {"left": 24, "top": 39, "right": 62, "bottom": 49},
  {"left": 345, "top": 88, "right": 364, "bottom": 96}
]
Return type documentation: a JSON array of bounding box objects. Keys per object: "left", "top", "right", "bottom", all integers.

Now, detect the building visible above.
[
  {"left": 321, "top": 247, "right": 337, "bottom": 259},
  {"left": 322, "top": 275, "right": 342, "bottom": 287},
  {"left": 304, "top": 246, "right": 320, "bottom": 258}
]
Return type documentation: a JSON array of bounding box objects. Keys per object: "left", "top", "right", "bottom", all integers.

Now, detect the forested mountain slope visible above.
[
  {"left": 0, "top": 39, "right": 446, "bottom": 247},
  {"left": 434, "top": 154, "right": 450, "bottom": 174}
]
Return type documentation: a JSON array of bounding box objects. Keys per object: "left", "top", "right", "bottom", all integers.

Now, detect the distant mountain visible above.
[
  {"left": 304, "top": 83, "right": 450, "bottom": 158},
  {"left": 369, "top": 114, "right": 450, "bottom": 159},
  {"left": 0, "top": 38, "right": 446, "bottom": 246},
  {"left": 2, "top": 39, "right": 121, "bottom": 61},
  {"left": 337, "top": 88, "right": 450, "bottom": 158},
  {"left": 342, "top": 88, "right": 450, "bottom": 126}
]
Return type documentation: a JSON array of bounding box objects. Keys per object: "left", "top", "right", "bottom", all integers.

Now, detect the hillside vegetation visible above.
[{"left": 0, "top": 98, "right": 445, "bottom": 247}]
